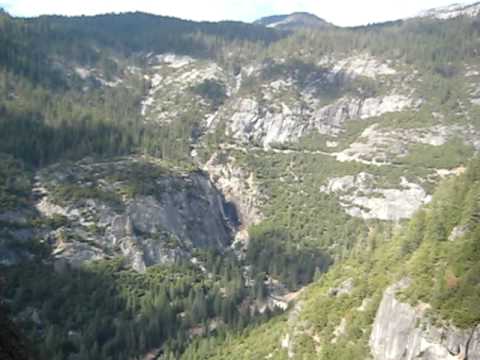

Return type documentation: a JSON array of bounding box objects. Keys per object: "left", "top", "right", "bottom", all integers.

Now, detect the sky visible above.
[{"left": 0, "top": 0, "right": 476, "bottom": 26}]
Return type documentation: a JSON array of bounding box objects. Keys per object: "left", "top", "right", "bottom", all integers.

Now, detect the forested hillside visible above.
[
  {"left": 0, "top": 11, "right": 281, "bottom": 166},
  {"left": 181, "top": 157, "right": 480, "bottom": 359},
  {"left": 1, "top": 5, "right": 479, "bottom": 360}
]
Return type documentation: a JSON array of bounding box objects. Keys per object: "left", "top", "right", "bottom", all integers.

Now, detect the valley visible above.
[{"left": 0, "top": 2, "right": 480, "bottom": 359}]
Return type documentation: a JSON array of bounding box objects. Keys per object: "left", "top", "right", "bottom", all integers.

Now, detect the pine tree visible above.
[{"left": 191, "top": 289, "right": 208, "bottom": 324}]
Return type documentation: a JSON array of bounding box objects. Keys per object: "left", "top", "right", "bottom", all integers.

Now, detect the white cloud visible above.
[{"left": 2, "top": 0, "right": 476, "bottom": 26}]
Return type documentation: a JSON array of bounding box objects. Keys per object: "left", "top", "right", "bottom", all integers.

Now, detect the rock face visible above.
[
  {"left": 125, "top": 175, "right": 233, "bottom": 249},
  {"left": 225, "top": 93, "right": 419, "bottom": 148},
  {"left": 203, "top": 151, "right": 263, "bottom": 229},
  {"left": 321, "top": 173, "right": 431, "bottom": 221},
  {"left": 141, "top": 53, "right": 229, "bottom": 126},
  {"left": 330, "top": 54, "right": 397, "bottom": 79},
  {"left": 335, "top": 123, "right": 480, "bottom": 166},
  {"left": 34, "top": 157, "right": 238, "bottom": 271},
  {"left": 280, "top": 300, "right": 306, "bottom": 359},
  {"left": 190, "top": 53, "right": 421, "bottom": 148},
  {"left": 227, "top": 97, "right": 305, "bottom": 147},
  {"left": 370, "top": 279, "right": 480, "bottom": 360}
]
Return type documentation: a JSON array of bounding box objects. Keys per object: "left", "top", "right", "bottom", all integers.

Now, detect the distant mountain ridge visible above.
[
  {"left": 255, "top": 2, "right": 480, "bottom": 30},
  {"left": 417, "top": 1, "right": 480, "bottom": 19},
  {"left": 254, "top": 12, "right": 332, "bottom": 30}
]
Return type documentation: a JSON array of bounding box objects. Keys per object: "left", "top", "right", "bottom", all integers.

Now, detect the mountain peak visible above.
[{"left": 254, "top": 12, "right": 332, "bottom": 30}]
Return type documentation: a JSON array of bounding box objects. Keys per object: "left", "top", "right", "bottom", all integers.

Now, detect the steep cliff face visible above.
[
  {"left": 321, "top": 173, "right": 431, "bottom": 221},
  {"left": 203, "top": 151, "right": 264, "bottom": 229},
  {"left": 213, "top": 55, "right": 419, "bottom": 148},
  {"left": 33, "top": 157, "right": 237, "bottom": 271},
  {"left": 370, "top": 280, "right": 480, "bottom": 360},
  {"left": 223, "top": 94, "right": 420, "bottom": 148}
]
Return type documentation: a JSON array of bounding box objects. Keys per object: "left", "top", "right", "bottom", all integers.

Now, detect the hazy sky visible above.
[{"left": 0, "top": 0, "right": 475, "bottom": 26}]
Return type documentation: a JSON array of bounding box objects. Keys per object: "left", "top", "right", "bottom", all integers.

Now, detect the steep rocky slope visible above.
[
  {"left": 370, "top": 280, "right": 480, "bottom": 360},
  {"left": 32, "top": 157, "right": 238, "bottom": 272},
  {"left": 0, "top": 156, "right": 238, "bottom": 272},
  {"left": 209, "top": 53, "right": 419, "bottom": 148}
]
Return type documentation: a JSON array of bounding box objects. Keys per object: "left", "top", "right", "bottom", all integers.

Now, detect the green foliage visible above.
[
  {"left": 186, "top": 159, "right": 480, "bottom": 359},
  {"left": 5, "top": 258, "right": 185, "bottom": 359},
  {"left": 2, "top": 10, "right": 480, "bottom": 360},
  {"left": 0, "top": 70, "right": 144, "bottom": 166},
  {"left": 236, "top": 149, "right": 369, "bottom": 259},
  {"left": 34, "top": 13, "right": 281, "bottom": 61},
  {"left": 260, "top": 59, "right": 347, "bottom": 102},
  {"left": 402, "top": 158, "right": 480, "bottom": 327},
  {"left": 3, "top": 246, "right": 272, "bottom": 359},
  {"left": 180, "top": 316, "right": 289, "bottom": 360},
  {"left": 264, "top": 16, "right": 480, "bottom": 73},
  {"left": 294, "top": 119, "right": 376, "bottom": 153},
  {"left": 0, "top": 154, "right": 31, "bottom": 210},
  {"left": 398, "top": 138, "right": 474, "bottom": 169},
  {"left": 0, "top": 13, "right": 281, "bottom": 168},
  {"left": 185, "top": 218, "right": 400, "bottom": 359},
  {"left": 191, "top": 79, "right": 227, "bottom": 110},
  {"left": 51, "top": 184, "right": 123, "bottom": 209},
  {"left": 247, "top": 224, "right": 332, "bottom": 290}
]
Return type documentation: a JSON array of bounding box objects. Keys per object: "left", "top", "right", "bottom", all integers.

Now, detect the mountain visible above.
[
  {"left": 254, "top": 12, "right": 332, "bottom": 30},
  {"left": 418, "top": 1, "right": 480, "bottom": 19},
  {"left": 0, "top": 4, "right": 480, "bottom": 360}
]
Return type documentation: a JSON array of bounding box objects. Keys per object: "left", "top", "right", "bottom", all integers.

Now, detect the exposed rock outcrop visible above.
[
  {"left": 334, "top": 123, "right": 480, "bottom": 166},
  {"left": 280, "top": 300, "right": 306, "bottom": 359},
  {"left": 203, "top": 151, "right": 263, "bottom": 230},
  {"left": 141, "top": 53, "right": 229, "bottom": 125},
  {"left": 332, "top": 317, "right": 348, "bottom": 344},
  {"left": 449, "top": 225, "right": 468, "bottom": 242},
  {"left": 321, "top": 173, "right": 431, "bottom": 221},
  {"left": 328, "top": 277, "right": 355, "bottom": 297},
  {"left": 330, "top": 54, "right": 397, "bottom": 79},
  {"left": 227, "top": 98, "right": 305, "bottom": 147},
  {"left": 370, "top": 279, "right": 480, "bottom": 360},
  {"left": 35, "top": 157, "right": 238, "bottom": 271},
  {"left": 226, "top": 93, "right": 419, "bottom": 148}
]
